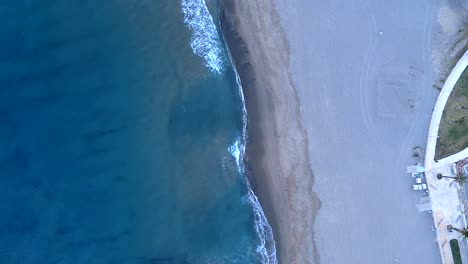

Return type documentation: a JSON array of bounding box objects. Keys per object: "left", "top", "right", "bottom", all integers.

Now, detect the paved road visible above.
[{"left": 276, "top": 0, "right": 441, "bottom": 263}]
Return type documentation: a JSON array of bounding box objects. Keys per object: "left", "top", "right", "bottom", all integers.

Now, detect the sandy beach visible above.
[
  {"left": 221, "top": 1, "right": 320, "bottom": 263},
  {"left": 277, "top": 1, "right": 440, "bottom": 263},
  {"left": 222, "top": 0, "right": 467, "bottom": 263}
]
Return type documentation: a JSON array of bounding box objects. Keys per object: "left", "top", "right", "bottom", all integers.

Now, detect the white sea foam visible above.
[
  {"left": 181, "top": 0, "right": 225, "bottom": 74},
  {"left": 228, "top": 139, "right": 242, "bottom": 170},
  {"left": 181, "top": 1, "right": 277, "bottom": 260},
  {"left": 226, "top": 41, "right": 278, "bottom": 264},
  {"left": 228, "top": 138, "right": 277, "bottom": 264},
  {"left": 245, "top": 188, "right": 278, "bottom": 264}
]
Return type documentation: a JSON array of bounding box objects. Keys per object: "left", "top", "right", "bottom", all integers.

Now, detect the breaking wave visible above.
[
  {"left": 226, "top": 44, "right": 278, "bottom": 264},
  {"left": 182, "top": 0, "right": 278, "bottom": 262},
  {"left": 228, "top": 139, "right": 277, "bottom": 264},
  {"left": 181, "top": 0, "right": 225, "bottom": 74}
]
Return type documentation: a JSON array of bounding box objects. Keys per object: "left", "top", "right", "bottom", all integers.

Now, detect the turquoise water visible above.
[{"left": 0, "top": 0, "right": 276, "bottom": 263}]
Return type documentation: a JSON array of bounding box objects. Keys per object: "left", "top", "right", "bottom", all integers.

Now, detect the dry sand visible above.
[
  {"left": 432, "top": 0, "right": 468, "bottom": 87},
  {"left": 222, "top": 0, "right": 467, "bottom": 263}
]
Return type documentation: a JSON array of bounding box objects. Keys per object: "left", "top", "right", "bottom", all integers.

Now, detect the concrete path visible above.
[
  {"left": 440, "top": 148, "right": 468, "bottom": 166},
  {"left": 425, "top": 49, "right": 468, "bottom": 167},
  {"left": 425, "top": 49, "right": 468, "bottom": 264},
  {"left": 425, "top": 163, "right": 465, "bottom": 264}
]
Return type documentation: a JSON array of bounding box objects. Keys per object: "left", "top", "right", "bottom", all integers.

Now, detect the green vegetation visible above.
[
  {"left": 448, "top": 224, "right": 468, "bottom": 239},
  {"left": 436, "top": 68, "right": 468, "bottom": 160},
  {"left": 450, "top": 239, "right": 463, "bottom": 264},
  {"left": 437, "top": 172, "right": 468, "bottom": 186}
]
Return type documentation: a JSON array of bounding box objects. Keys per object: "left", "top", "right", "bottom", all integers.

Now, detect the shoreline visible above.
[
  {"left": 219, "top": 0, "right": 467, "bottom": 262},
  {"left": 220, "top": 1, "right": 321, "bottom": 263},
  {"left": 220, "top": 8, "right": 278, "bottom": 262}
]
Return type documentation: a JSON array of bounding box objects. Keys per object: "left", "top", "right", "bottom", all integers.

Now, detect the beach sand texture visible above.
[
  {"left": 221, "top": 1, "right": 320, "bottom": 263},
  {"left": 278, "top": 0, "right": 439, "bottom": 262},
  {"left": 223, "top": 0, "right": 467, "bottom": 263}
]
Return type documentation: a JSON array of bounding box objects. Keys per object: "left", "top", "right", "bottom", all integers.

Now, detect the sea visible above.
[{"left": 0, "top": 0, "right": 277, "bottom": 263}]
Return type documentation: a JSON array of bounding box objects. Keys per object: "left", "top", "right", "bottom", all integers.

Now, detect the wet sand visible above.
[
  {"left": 222, "top": 0, "right": 467, "bottom": 263},
  {"left": 221, "top": 1, "right": 320, "bottom": 263}
]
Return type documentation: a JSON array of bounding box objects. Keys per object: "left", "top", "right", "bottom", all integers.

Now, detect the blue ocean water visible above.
[{"left": 0, "top": 0, "right": 276, "bottom": 263}]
